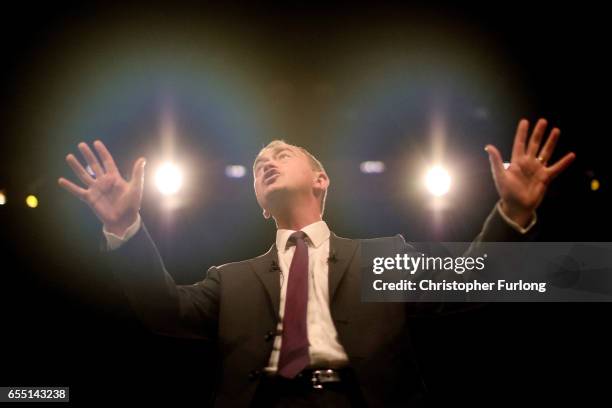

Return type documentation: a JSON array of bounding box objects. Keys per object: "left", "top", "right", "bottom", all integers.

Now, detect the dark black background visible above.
[{"left": 1, "top": 1, "right": 610, "bottom": 406}]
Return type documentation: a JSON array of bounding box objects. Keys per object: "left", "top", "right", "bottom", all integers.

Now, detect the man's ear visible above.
[{"left": 314, "top": 171, "right": 330, "bottom": 190}]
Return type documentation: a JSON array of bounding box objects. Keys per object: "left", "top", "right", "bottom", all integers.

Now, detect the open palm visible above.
[
  {"left": 58, "top": 140, "right": 146, "bottom": 235},
  {"left": 485, "top": 118, "right": 576, "bottom": 217}
]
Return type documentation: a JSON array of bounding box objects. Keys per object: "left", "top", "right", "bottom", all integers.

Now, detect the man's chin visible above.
[
  {"left": 263, "top": 184, "right": 291, "bottom": 206},
  {"left": 264, "top": 183, "right": 286, "bottom": 197}
]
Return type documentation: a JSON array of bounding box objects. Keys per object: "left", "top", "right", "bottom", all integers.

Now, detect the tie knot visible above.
[{"left": 288, "top": 231, "right": 307, "bottom": 246}]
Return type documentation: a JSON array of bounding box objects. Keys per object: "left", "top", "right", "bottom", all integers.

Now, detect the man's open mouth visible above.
[{"left": 264, "top": 171, "right": 280, "bottom": 185}]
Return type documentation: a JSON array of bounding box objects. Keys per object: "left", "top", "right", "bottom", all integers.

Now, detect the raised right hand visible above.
[{"left": 58, "top": 140, "right": 146, "bottom": 236}]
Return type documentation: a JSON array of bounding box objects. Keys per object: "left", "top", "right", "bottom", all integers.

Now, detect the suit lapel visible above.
[
  {"left": 249, "top": 231, "right": 359, "bottom": 321},
  {"left": 250, "top": 244, "right": 282, "bottom": 321},
  {"left": 328, "top": 231, "right": 359, "bottom": 303}
]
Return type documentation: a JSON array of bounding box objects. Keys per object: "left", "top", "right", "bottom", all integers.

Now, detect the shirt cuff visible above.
[
  {"left": 103, "top": 213, "right": 142, "bottom": 251},
  {"left": 496, "top": 201, "right": 537, "bottom": 234}
]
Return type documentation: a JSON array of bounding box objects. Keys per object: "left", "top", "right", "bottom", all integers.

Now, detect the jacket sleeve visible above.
[
  {"left": 399, "top": 202, "right": 539, "bottom": 316},
  {"left": 468, "top": 200, "right": 539, "bottom": 244},
  {"left": 102, "top": 221, "right": 219, "bottom": 340}
]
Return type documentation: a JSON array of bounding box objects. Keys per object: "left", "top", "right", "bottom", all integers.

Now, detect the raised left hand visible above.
[{"left": 485, "top": 118, "right": 576, "bottom": 227}]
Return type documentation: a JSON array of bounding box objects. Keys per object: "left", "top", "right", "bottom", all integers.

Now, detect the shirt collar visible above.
[{"left": 276, "top": 220, "right": 330, "bottom": 251}]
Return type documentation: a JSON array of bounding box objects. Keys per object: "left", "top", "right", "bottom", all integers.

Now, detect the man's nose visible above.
[{"left": 262, "top": 161, "right": 278, "bottom": 174}]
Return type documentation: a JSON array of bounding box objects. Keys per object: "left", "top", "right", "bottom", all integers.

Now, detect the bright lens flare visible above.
[
  {"left": 155, "top": 163, "right": 183, "bottom": 195},
  {"left": 425, "top": 166, "right": 451, "bottom": 197},
  {"left": 26, "top": 195, "right": 38, "bottom": 208}
]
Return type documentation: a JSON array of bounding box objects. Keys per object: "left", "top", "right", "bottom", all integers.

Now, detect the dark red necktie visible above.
[{"left": 277, "top": 230, "right": 310, "bottom": 378}]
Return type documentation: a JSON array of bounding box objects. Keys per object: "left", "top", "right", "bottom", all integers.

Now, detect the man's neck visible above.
[{"left": 273, "top": 206, "right": 322, "bottom": 231}]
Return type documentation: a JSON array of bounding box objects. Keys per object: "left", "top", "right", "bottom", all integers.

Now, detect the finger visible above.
[
  {"left": 130, "top": 157, "right": 146, "bottom": 188},
  {"left": 58, "top": 177, "right": 88, "bottom": 200},
  {"left": 547, "top": 152, "right": 576, "bottom": 180},
  {"left": 78, "top": 142, "right": 105, "bottom": 178},
  {"left": 511, "top": 119, "right": 529, "bottom": 162},
  {"left": 485, "top": 144, "right": 505, "bottom": 182},
  {"left": 93, "top": 140, "right": 120, "bottom": 175},
  {"left": 526, "top": 118, "right": 548, "bottom": 157},
  {"left": 66, "top": 153, "right": 95, "bottom": 185},
  {"left": 537, "top": 127, "right": 560, "bottom": 163}
]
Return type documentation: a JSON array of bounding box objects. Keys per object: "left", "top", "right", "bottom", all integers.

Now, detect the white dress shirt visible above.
[
  {"left": 103, "top": 200, "right": 536, "bottom": 371},
  {"left": 264, "top": 220, "right": 349, "bottom": 373}
]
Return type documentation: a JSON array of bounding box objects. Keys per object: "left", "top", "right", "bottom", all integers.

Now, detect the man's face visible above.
[{"left": 253, "top": 143, "right": 320, "bottom": 215}]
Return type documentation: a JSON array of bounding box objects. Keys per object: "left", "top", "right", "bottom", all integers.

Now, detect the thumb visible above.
[
  {"left": 131, "top": 157, "right": 146, "bottom": 189},
  {"left": 484, "top": 144, "right": 505, "bottom": 181}
]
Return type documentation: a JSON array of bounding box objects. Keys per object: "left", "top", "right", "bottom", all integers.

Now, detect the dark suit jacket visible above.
[{"left": 104, "top": 204, "right": 536, "bottom": 407}]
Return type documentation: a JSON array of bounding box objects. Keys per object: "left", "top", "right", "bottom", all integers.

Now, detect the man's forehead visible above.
[{"left": 255, "top": 144, "right": 298, "bottom": 163}]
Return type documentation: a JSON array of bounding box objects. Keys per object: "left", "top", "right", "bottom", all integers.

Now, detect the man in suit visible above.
[{"left": 58, "top": 118, "right": 575, "bottom": 406}]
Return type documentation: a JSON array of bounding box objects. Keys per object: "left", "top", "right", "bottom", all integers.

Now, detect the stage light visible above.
[
  {"left": 425, "top": 165, "right": 451, "bottom": 196},
  {"left": 591, "top": 179, "right": 600, "bottom": 191},
  {"left": 225, "top": 165, "right": 246, "bottom": 178},
  {"left": 0, "top": 191, "right": 5, "bottom": 205},
  {"left": 155, "top": 163, "right": 183, "bottom": 195},
  {"left": 26, "top": 195, "right": 38, "bottom": 208},
  {"left": 360, "top": 161, "right": 386, "bottom": 174}
]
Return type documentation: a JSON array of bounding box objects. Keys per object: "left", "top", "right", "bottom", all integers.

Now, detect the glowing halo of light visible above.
[
  {"left": 34, "top": 18, "right": 272, "bottom": 197},
  {"left": 155, "top": 162, "right": 184, "bottom": 195},
  {"left": 424, "top": 165, "right": 451, "bottom": 197}
]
